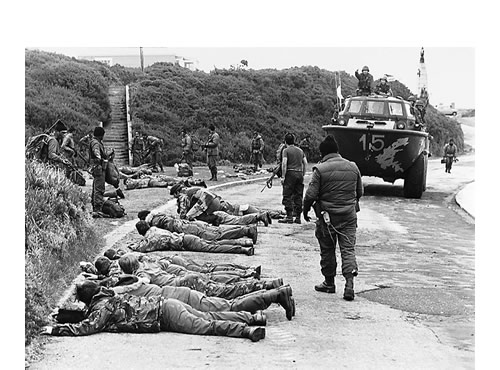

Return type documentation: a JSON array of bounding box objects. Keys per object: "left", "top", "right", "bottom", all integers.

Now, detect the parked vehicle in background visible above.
[{"left": 436, "top": 103, "right": 458, "bottom": 116}]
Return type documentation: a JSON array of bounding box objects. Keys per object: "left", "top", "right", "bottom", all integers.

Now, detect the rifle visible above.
[{"left": 261, "top": 164, "right": 281, "bottom": 192}]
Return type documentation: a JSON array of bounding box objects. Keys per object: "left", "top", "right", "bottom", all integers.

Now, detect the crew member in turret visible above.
[
  {"left": 355, "top": 66, "right": 373, "bottom": 96},
  {"left": 374, "top": 76, "right": 393, "bottom": 96}
]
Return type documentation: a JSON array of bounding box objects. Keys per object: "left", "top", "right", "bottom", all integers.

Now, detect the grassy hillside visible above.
[
  {"left": 129, "top": 64, "right": 464, "bottom": 163},
  {"left": 25, "top": 49, "right": 464, "bottom": 163}
]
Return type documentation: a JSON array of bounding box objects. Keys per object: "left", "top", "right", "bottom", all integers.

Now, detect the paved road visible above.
[{"left": 33, "top": 152, "right": 475, "bottom": 370}]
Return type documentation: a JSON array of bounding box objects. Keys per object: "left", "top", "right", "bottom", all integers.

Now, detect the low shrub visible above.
[{"left": 25, "top": 160, "right": 105, "bottom": 345}]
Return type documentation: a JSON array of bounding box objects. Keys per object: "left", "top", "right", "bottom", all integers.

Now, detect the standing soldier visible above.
[
  {"left": 181, "top": 128, "right": 194, "bottom": 170},
  {"left": 61, "top": 127, "right": 77, "bottom": 165},
  {"left": 278, "top": 133, "right": 307, "bottom": 224},
  {"left": 144, "top": 134, "right": 163, "bottom": 172},
  {"left": 298, "top": 135, "right": 311, "bottom": 160},
  {"left": 354, "top": 66, "right": 373, "bottom": 96},
  {"left": 443, "top": 139, "right": 457, "bottom": 173},
  {"left": 131, "top": 131, "right": 145, "bottom": 166},
  {"left": 250, "top": 131, "right": 264, "bottom": 171},
  {"left": 303, "top": 135, "right": 363, "bottom": 301},
  {"left": 374, "top": 76, "right": 393, "bottom": 96},
  {"left": 89, "top": 126, "right": 108, "bottom": 218},
  {"left": 204, "top": 124, "right": 220, "bottom": 181}
]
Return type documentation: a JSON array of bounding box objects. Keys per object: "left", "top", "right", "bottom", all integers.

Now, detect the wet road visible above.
[{"left": 33, "top": 154, "right": 475, "bottom": 370}]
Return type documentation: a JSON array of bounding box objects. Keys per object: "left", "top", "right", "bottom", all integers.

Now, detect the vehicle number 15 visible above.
[{"left": 359, "top": 134, "right": 385, "bottom": 151}]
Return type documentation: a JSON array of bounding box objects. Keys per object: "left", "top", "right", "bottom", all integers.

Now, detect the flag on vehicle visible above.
[{"left": 384, "top": 74, "right": 395, "bottom": 82}]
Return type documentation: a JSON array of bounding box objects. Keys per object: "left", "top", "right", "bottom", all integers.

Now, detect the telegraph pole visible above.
[{"left": 140, "top": 47, "right": 144, "bottom": 72}]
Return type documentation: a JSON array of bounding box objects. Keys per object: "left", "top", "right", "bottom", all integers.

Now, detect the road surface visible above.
[{"left": 32, "top": 150, "right": 475, "bottom": 369}]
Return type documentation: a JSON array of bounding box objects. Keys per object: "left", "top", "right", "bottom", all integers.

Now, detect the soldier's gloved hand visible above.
[
  {"left": 40, "top": 326, "right": 53, "bottom": 335},
  {"left": 303, "top": 211, "right": 311, "bottom": 222}
]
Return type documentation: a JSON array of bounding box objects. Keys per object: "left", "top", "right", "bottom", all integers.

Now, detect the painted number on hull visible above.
[{"left": 359, "top": 134, "right": 385, "bottom": 151}]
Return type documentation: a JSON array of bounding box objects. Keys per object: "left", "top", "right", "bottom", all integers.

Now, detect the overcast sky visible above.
[{"left": 36, "top": 46, "right": 475, "bottom": 109}]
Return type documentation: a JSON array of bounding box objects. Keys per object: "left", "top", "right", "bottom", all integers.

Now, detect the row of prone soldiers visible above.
[{"left": 42, "top": 183, "right": 296, "bottom": 342}]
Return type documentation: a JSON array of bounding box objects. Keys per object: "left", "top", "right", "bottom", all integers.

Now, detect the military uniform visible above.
[
  {"left": 303, "top": 150, "right": 363, "bottom": 299},
  {"left": 443, "top": 142, "right": 457, "bottom": 173},
  {"left": 250, "top": 134, "right": 264, "bottom": 170},
  {"left": 355, "top": 70, "right": 374, "bottom": 95},
  {"left": 145, "top": 136, "right": 163, "bottom": 172},
  {"left": 146, "top": 211, "right": 255, "bottom": 242},
  {"left": 181, "top": 132, "right": 194, "bottom": 169},
  {"left": 131, "top": 135, "right": 145, "bottom": 166},
  {"left": 116, "top": 282, "right": 294, "bottom": 321},
  {"left": 89, "top": 133, "right": 108, "bottom": 213},
  {"left": 134, "top": 260, "right": 280, "bottom": 300},
  {"left": 205, "top": 129, "right": 220, "bottom": 180},
  {"left": 374, "top": 82, "right": 393, "bottom": 96},
  {"left": 280, "top": 145, "right": 306, "bottom": 223},
  {"left": 47, "top": 288, "right": 265, "bottom": 341},
  {"left": 130, "top": 226, "right": 254, "bottom": 256},
  {"left": 298, "top": 137, "right": 311, "bottom": 159}
]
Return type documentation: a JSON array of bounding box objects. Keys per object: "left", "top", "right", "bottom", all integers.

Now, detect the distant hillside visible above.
[{"left": 25, "top": 50, "right": 463, "bottom": 162}]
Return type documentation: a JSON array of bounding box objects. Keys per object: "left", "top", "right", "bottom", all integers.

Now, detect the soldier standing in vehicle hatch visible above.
[{"left": 355, "top": 66, "right": 373, "bottom": 96}]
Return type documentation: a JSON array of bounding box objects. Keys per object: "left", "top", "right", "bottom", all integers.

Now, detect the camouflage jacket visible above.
[
  {"left": 147, "top": 211, "right": 219, "bottom": 237},
  {"left": 89, "top": 138, "right": 107, "bottom": 166},
  {"left": 181, "top": 134, "right": 193, "bottom": 152},
  {"left": 47, "top": 136, "right": 66, "bottom": 164},
  {"left": 50, "top": 288, "right": 162, "bottom": 336},
  {"left": 251, "top": 135, "right": 264, "bottom": 152},
  {"left": 374, "top": 83, "right": 393, "bottom": 95},
  {"left": 205, "top": 131, "right": 220, "bottom": 156},
  {"left": 355, "top": 71, "right": 373, "bottom": 92},
  {"left": 131, "top": 227, "right": 185, "bottom": 253}
]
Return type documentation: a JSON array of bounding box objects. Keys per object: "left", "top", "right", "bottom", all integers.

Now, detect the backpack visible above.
[
  {"left": 105, "top": 160, "right": 120, "bottom": 188},
  {"left": 102, "top": 199, "right": 126, "bottom": 218},
  {"left": 177, "top": 163, "right": 193, "bottom": 177},
  {"left": 25, "top": 134, "right": 50, "bottom": 161},
  {"left": 191, "top": 135, "right": 201, "bottom": 152}
]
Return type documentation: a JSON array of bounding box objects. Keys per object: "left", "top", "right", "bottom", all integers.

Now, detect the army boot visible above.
[
  {"left": 250, "top": 311, "right": 267, "bottom": 326},
  {"left": 343, "top": 275, "right": 355, "bottom": 301},
  {"left": 314, "top": 276, "right": 335, "bottom": 293},
  {"left": 243, "top": 326, "right": 266, "bottom": 342},
  {"left": 278, "top": 211, "right": 293, "bottom": 224},
  {"left": 257, "top": 212, "right": 269, "bottom": 227},
  {"left": 247, "top": 225, "right": 258, "bottom": 244}
]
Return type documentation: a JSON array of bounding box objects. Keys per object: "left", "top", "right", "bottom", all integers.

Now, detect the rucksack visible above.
[
  {"left": 191, "top": 135, "right": 201, "bottom": 152},
  {"left": 101, "top": 199, "right": 126, "bottom": 218},
  {"left": 105, "top": 160, "right": 120, "bottom": 188},
  {"left": 25, "top": 134, "right": 50, "bottom": 161}
]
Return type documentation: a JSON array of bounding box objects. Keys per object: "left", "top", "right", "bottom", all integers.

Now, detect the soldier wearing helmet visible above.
[
  {"left": 354, "top": 66, "right": 373, "bottom": 96},
  {"left": 374, "top": 76, "right": 393, "bottom": 96}
]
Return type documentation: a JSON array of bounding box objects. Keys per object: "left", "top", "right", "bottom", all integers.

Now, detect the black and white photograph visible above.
[{"left": 16, "top": 2, "right": 494, "bottom": 369}]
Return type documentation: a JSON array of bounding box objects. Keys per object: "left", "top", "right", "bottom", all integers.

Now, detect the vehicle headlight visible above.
[
  {"left": 338, "top": 119, "right": 346, "bottom": 126},
  {"left": 396, "top": 121, "right": 406, "bottom": 130}
]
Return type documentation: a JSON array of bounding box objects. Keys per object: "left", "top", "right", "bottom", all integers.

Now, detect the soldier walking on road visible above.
[
  {"left": 278, "top": 133, "right": 307, "bottom": 224},
  {"left": 303, "top": 135, "right": 363, "bottom": 301},
  {"left": 443, "top": 139, "right": 457, "bottom": 173},
  {"left": 204, "top": 124, "right": 220, "bottom": 181},
  {"left": 181, "top": 128, "right": 194, "bottom": 170},
  {"left": 250, "top": 131, "right": 264, "bottom": 171},
  {"left": 89, "top": 126, "right": 108, "bottom": 218}
]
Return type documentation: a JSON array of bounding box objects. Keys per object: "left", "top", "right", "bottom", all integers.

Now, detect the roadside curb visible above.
[{"left": 455, "top": 181, "right": 475, "bottom": 219}]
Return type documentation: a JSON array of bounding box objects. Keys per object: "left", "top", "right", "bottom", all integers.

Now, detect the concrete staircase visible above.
[{"left": 103, "top": 85, "right": 129, "bottom": 166}]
